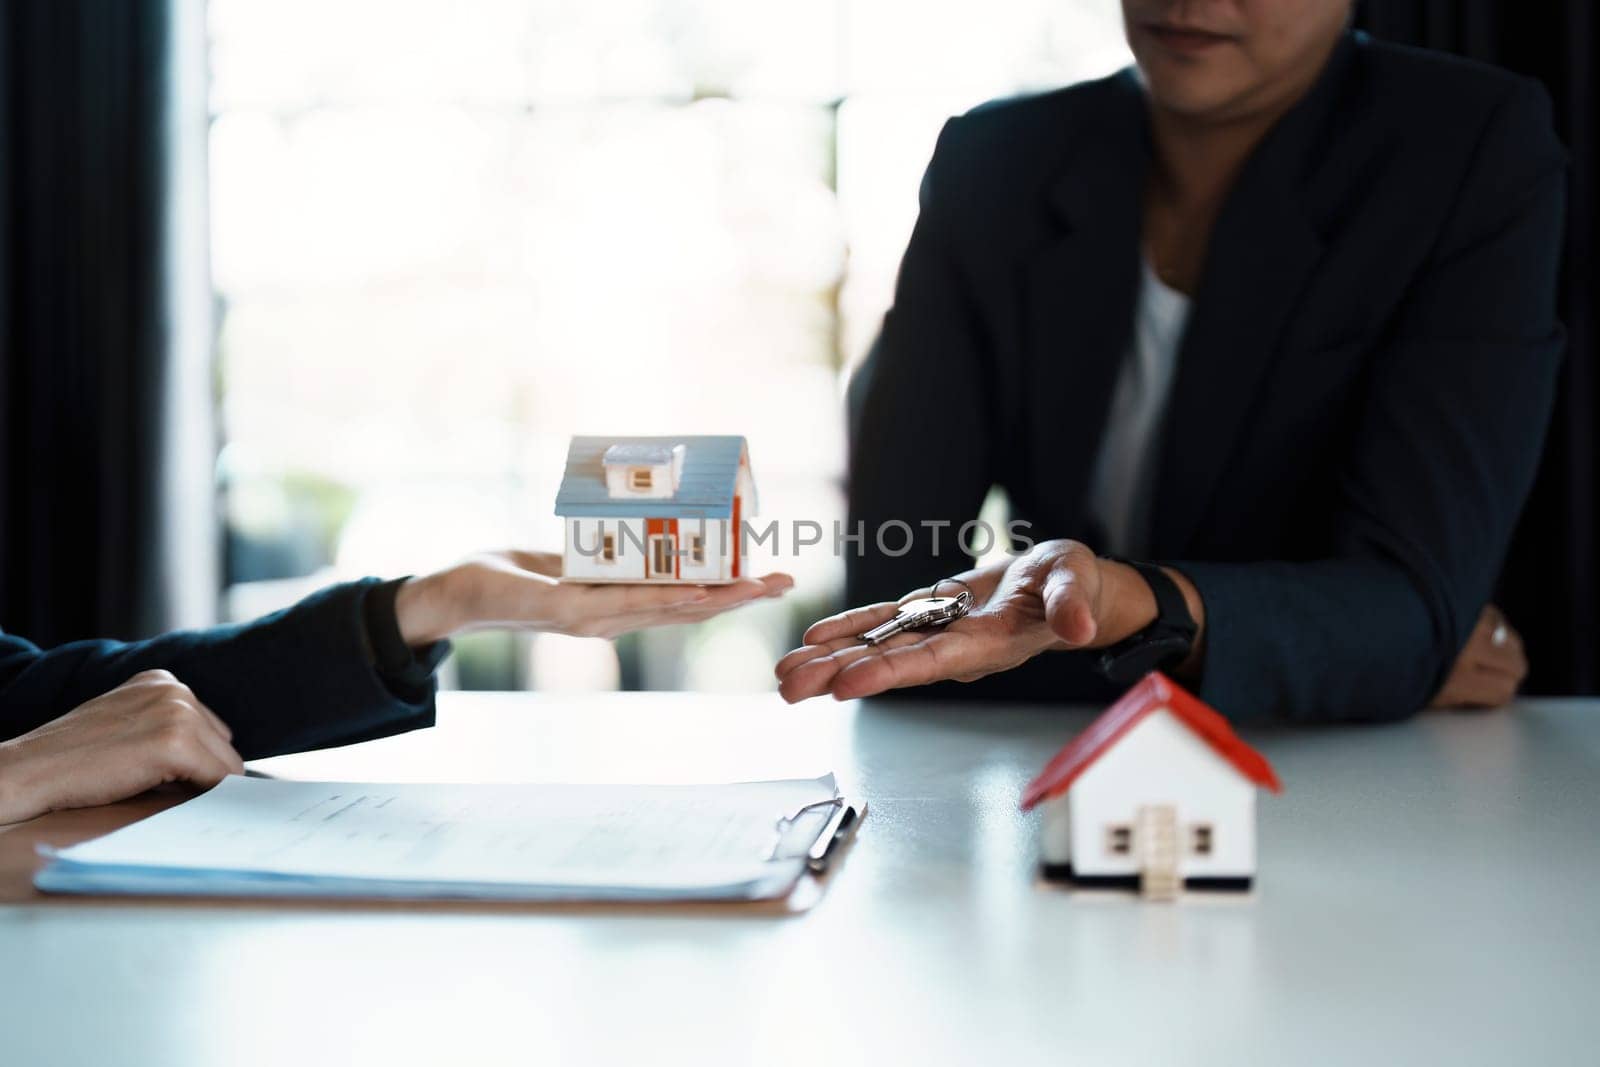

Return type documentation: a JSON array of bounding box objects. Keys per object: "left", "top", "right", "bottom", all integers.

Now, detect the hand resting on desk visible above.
[{"left": 0, "top": 670, "right": 243, "bottom": 825}]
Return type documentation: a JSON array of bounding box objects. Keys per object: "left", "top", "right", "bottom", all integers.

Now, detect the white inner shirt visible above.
[{"left": 1085, "top": 257, "right": 1192, "bottom": 557}]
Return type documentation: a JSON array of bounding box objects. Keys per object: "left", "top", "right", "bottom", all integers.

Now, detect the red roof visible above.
[{"left": 1020, "top": 672, "right": 1282, "bottom": 811}]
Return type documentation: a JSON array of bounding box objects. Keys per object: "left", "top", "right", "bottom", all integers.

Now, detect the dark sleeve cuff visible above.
[{"left": 361, "top": 577, "right": 451, "bottom": 702}]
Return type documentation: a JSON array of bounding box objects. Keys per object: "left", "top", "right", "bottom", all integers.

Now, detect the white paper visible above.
[{"left": 35, "top": 774, "right": 841, "bottom": 902}]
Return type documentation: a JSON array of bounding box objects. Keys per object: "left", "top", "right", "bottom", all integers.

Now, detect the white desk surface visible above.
[{"left": 2, "top": 692, "right": 1596, "bottom": 1066}]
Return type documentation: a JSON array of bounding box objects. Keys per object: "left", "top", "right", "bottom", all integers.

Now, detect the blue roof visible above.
[
  {"left": 603, "top": 443, "right": 676, "bottom": 466},
  {"left": 554, "top": 435, "right": 747, "bottom": 519}
]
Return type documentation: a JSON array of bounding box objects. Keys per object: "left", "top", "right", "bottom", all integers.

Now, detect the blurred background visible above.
[
  {"left": 1, "top": 0, "right": 1595, "bottom": 695},
  {"left": 205, "top": 0, "right": 1130, "bottom": 693}
]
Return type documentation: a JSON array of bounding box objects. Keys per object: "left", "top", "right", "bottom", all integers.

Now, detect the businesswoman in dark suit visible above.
[
  {"left": 777, "top": 0, "right": 1561, "bottom": 722},
  {"left": 0, "top": 552, "right": 791, "bottom": 824}
]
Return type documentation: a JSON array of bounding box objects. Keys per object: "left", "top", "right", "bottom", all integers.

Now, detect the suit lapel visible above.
[
  {"left": 1146, "top": 178, "right": 1323, "bottom": 558},
  {"left": 1147, "top": 37, "right": 1354, "bottom": 558},
  {"left": 1026, "top": 74, "right": 1148, "bottom": 537}
]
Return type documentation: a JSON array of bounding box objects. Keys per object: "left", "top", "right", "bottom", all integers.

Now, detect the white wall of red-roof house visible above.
[{"left": 1044, "top": 709, "right": 1257, "bottom": 879}]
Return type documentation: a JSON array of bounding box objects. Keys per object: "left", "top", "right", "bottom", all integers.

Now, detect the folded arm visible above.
[{"left": 1181, "top": 80, "right": 1565, "bottom": 721}]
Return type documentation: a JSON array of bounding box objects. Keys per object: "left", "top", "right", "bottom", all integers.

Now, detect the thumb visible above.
[{"left": 1040, "top": 551, "right": 1098, "bottom": 647}]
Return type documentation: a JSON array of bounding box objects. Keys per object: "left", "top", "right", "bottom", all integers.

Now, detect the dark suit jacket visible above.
[
  {"left": 0, "top": 580, "right": 437, "bottom": 759},
  {"left": 846, "top": 32, "right": 1567, "bottom": 723}
]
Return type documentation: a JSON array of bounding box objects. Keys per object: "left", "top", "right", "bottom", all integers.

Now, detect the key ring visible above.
[
  {"left": 931, "top": 577, "right": 973, "bottom": 609},
  {"left": 861, "top": 576, "right": 976, "bottom": 647}
]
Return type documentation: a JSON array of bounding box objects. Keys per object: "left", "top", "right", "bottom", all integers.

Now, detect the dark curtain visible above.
[
  {"left": 0, "top": 0, "right": 178, "bottom": 645},
  {"left": 1357, "top": 0, "right": 1599, "bottom": 694}
]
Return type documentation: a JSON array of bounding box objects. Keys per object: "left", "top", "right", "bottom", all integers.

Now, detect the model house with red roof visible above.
[{"left": 1021, "top": 672, "right": 1282, "bottom": 899}]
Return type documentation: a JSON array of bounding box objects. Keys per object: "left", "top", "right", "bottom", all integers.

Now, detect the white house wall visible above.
[
  {"left": 563, "top": 517, "right": 733, "bottom": 582},
  {"left": 563, "top": 518, "right": 648, "bottom": 580},
  {"left": 1063, "top": 710, "right": 1256, "bottom": 878},
  {"left": 675, "top": 519, "right": 731, "bottom": 582},
  {"left": 1041, "top": 802, "right": 1073, "bottom": 865}
]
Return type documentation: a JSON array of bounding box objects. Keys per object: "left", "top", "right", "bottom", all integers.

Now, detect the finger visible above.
[
  {"left": 775, "top": 634, "right": 867, "bottom": 680},
  {"left": 778, "top": 631, "right": 929, "bottom": 704},
  {"left": 157, "top": 687, "right": 234, "bottom": 744},
  {"left": 569, "top": 583, "right": 713, "bottom": 622},
  {"left": 802, "top": 602, "right": 902, "bottom": 646},
  {"left": 187, "top": 696, "right": 234, "bottom": 743},
  {"left": 829, "top": 629, "right": 989, "bottom": 700},
  {"left": 581, "top": 577, "right": 792, "bottom": 636},
  {"left": 1477, "top": 607, "right": 1525, "bottom": 658},
  {"left": 1438, "top": 665, "right": 1522, "bottom": 710},
  {"left": 604, "top": 597, "right": 767, "bottom": 633},
  {"left": 128, "top": 674, "right": 234, "bottom": 743},
  {"left": 504, "top": 549, "right": 564, "bottom": 578},
  {"left": 127, "top": 668, "right": 181, "bottom": 686},
  {"left": 1463, "top": 665, "right": 1520, "bottom": 708},
  {"left": 694, "top": 577, "right": 782, "bottom": 605},
  {"left": 1497, "top": 621, "right": 1525, "bottom": 661},
  {"left": 161, "top": 731, "right": 240, "bottom": 788},
  {"left": 1474, "top": 641, "right": 1528, "bottom": 681},
  {"left": 653, "top": 593, "right": 784, "bottom": 625},
  {"left": 753, "top": 572, "right": 795, "bottom": 597},
  {"left": 778, "top": 642, "right": 879, "bottom": 702},
  {"left": 779, "top": 633, "right": 920, "bottom": 695},
  {"left": 1040, "top": 557, "right": 1096, "bottom": 647},
  {"left": 192, "top": 724, "right": 247, "bottom": 777},
  {"left": 620, "top": 578, "right": 772, "bottom": 619}
]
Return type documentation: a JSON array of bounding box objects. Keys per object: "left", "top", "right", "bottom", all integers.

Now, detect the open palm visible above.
[
  {"left": 398, "top": 549, "right": 794, "bottom": 645},
  {"left": 775, "top": 541, "right": 1105, "bottom": 702}
]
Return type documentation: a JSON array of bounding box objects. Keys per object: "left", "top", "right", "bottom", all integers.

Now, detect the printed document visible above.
[{"left": 35, "top": 774, "right": 841, "bottom": 901}]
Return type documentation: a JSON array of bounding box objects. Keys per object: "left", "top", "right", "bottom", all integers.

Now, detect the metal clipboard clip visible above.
[{"left": 766, "top": 795, "right": 867, "bottom": 873}]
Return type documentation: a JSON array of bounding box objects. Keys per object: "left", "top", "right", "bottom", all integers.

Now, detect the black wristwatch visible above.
[{"left": 1094, "top": 557, "right": 1198, "bottom": 685}]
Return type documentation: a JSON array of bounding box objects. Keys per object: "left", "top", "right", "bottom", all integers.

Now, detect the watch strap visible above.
[{"left": 1094, "top": 557, "right": 1197, "bottom": 683}]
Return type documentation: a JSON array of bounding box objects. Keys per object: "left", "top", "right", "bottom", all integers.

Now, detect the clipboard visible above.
[
  {"left": 27, "top": 777, "right": 867, "bottom": 907},
  {"left": 769, "top": 795, "right": 868, "bottom": 874}
]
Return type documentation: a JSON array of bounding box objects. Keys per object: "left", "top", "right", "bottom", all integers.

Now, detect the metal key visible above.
[{"left": 859, "top": 591, "right": 971, "bottom": 646}]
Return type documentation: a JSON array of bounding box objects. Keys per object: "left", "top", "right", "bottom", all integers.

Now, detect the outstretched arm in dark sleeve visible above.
[{"left": 0, "top": 579, "right": 441, "bottom": 760}]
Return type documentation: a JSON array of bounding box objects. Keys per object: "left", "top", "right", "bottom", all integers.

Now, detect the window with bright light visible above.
[{"left": 207, "top": 0, "right": 1131, "bottom": 691}]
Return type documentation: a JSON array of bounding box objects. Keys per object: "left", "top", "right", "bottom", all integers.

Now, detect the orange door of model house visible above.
[{"left": 645, "top": 518, "right": 680, "bottom": 579}]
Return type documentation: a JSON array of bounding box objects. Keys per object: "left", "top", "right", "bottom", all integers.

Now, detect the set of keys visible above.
[{"left": 858, "top": 578, "right": 973, "bottom": 646}]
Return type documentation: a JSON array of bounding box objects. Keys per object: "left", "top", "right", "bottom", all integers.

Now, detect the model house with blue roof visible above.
[{"left": 554, "top": 435, "right": 757, "bottom": 583}]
